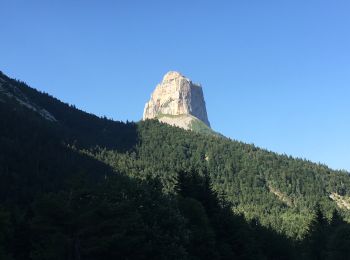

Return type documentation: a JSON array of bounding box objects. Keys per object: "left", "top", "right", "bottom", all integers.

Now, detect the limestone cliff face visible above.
[{"left": 143, "top": 71, "right": 210, "bottom": 130}]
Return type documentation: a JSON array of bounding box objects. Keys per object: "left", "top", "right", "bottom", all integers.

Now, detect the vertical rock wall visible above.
[{"left": 143, "top": 71, "right": 210, "bottom": 128}]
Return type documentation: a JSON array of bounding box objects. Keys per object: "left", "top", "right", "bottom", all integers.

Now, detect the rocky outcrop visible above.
[
  {"left": 143, "top": 71, "right": 210, "bottom": 130},
  {"left": 329, "top": 192, "right": 350, "bottom": 210},
  {"left": 0, "top": 76, "right": 56, "bottom": 122}
]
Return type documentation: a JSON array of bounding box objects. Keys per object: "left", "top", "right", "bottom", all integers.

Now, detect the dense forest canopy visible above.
[{"left": 1, "top": 71, "right": 350, "bottom": 259}]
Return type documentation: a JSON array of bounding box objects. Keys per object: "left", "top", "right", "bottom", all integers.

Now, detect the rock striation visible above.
[
  {"left": 143, "top": 71, "right": 211, "bottom": 131},
  {"left": 0, "top": 76, "right": 56, "bottom": 122}
]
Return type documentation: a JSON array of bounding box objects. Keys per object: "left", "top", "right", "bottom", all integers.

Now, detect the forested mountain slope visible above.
[{"left": 1, "top": 70, "right": 350, "bottom": 259}]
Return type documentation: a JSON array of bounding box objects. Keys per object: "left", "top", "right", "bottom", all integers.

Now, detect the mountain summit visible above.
[{"left": 143, "top": 71, "right": 211, "bottom": 132}]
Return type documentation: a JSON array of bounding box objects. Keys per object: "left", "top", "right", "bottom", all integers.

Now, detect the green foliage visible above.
[
  {"left": 190, "top": 117, "right": 217, "bottom": 135},
  {"left": 2, "top": 70, "right": 350, "bottom": 259},
  {"left": 91, "top": 119, "right": 350, "bottom": 239},
  {"left": 0, "top": 208, "right": 13, "bottom": 259},
  {"left": 327, "top": 225, "right": 350, "bottom": 259},
  {"left": 30, "top": 176, "right": 188, "bottom": 260}
]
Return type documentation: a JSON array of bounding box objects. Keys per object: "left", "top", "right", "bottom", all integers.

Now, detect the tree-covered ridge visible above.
[
  {"left": 0, "top": 90, "right": 293, "bottom": 259},
  {"left": 1, "top": 70, "right": 350, "bottom": 259},
  {"left": 0, "top": 71, "right": 137, "bottom": 152},
  {"left": 89, "top": 119, "right": 350, "bottom": 239}
]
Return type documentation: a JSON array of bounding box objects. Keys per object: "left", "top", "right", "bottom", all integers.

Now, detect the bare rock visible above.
[{"left": 143, "top": 71, "right": 210, "bottom": 130}]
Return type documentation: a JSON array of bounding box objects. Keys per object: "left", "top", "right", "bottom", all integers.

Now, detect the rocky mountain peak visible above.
[
  {"left": 162, "top": 71, "right": 185, "bottom": 82},
  {"left": 143, "top": 71, "right": 211, "bottom": 132}
]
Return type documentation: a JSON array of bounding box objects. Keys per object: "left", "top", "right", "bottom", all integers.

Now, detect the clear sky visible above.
[{"left": 1, "top": 0, "right": 349, "bottom": 171}]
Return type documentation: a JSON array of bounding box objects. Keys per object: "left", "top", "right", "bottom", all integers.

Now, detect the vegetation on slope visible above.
[
  {"left": 92, "top": 119, "right": 350, "bottom": 239},
  {"left": 1, "top": 71, "right": 350, "bottom": 259}
]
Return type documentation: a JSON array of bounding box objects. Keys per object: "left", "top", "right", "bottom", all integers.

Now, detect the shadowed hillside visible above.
[{"left": 1, "top": 71, "right": 350, "bottom": 259}]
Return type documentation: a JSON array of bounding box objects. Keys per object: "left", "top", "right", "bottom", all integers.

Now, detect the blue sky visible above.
[{"left": 1, "top": 0, "right": 349, "bottom": 171}]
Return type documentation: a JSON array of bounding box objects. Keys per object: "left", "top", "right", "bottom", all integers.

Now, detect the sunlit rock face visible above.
[{"left": 143, "top": 71, "right": 210, "bottom": 130}]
